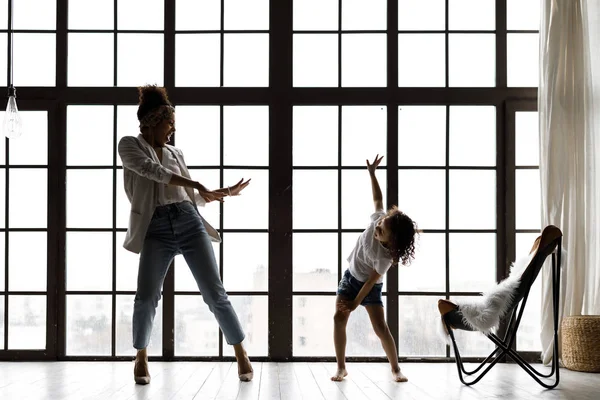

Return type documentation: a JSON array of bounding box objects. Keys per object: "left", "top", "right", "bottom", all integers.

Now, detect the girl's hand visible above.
[
  {"left": 366, "top": 154, "right": 384, "bottom": 174},
  {"left": 337, "top": 299, "right": 359, "bottom": 313},
  {"left": 228, "top": 178, "right": 251, "bottom": 196}
]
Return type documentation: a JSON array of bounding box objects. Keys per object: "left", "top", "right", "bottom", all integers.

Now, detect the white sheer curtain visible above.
[{"left": 539, "top": 0, "right": 600, "bottom": 364}]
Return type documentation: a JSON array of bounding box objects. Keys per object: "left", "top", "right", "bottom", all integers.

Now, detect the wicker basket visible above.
[{"left": 561, "top": 315, "right": 600, "bottom": 372}]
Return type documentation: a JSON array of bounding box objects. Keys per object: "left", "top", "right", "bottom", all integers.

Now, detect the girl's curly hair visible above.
[{"left": 384, "top": 206, "right": 418, "bottom": 266}]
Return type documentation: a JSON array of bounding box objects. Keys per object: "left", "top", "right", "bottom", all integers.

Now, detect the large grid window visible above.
[{"left": 1, "top": 0, "right": 542, "bottom": 361}]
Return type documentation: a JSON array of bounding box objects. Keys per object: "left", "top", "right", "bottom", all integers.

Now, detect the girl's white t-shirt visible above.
[{"left": 346, "top": 210, "right": 393, "bottom": 284}]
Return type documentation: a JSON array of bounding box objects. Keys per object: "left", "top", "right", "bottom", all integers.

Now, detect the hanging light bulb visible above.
[{"left": 3, "top": 86, "right": 22, "bottom": 139}]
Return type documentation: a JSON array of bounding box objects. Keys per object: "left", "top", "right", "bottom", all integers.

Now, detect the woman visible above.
[{"left": 118, "top": 85, "right": 253, "bottom": 384}]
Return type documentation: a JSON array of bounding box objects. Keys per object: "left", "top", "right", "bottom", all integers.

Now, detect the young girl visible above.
[{"left": 332, "top": 154, "right": 418, "bottom": 383}]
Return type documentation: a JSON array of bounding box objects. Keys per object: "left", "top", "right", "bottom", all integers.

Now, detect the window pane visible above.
[
  {"left": 223, "top": 233, "right": 267, "bottom": 292},
  {"left": 175, "top": 295, "right": 219, "bottom": 356},
  {"left": 399, "top": 233, "right": 445, "bottom": 292},
  {"left": 9, "top": 232, "right": 47, "bottom": 291},
  {"left": 293, "top": 0, "right": 338, "bottom": 31},
  {"left": 293, "top": 170, "right": 338, "bottom": 229},
  {"left": 293, "top": 296, "right": 386, "bottom": 356},
  {"left": 293, "top": 233, "right": 338, "bottom": 292},
  {"left": 293, "top": 296, "right": 334, "bottom": 356},
  {"left": 449, "top": 34, "right": 495, "bottom": 87},
  {"left": 398, "top": 170, "right": 446, "bottom": 230},
  {"left": 398, "top": 34, "right": 445, "bottom": 87},
  {"left": 293, "top": 106, "right": 338, "bottom": 166},
  {"left": 68, "top": 106, "right": 114, "bottom": 166},
  {"left": 174, "top": 107, "right": 220, "bottom": 166},
  {"left": 67, "top": 169, "right": 113, "bottom": 228},
  {"left": 223, "top": 106, "right": 268, "bottom": 166},
  {"left": 68, "top": 33, "right": 114, "bottom": 87},
  {"left": 449, "top": 234, "right": 496, "bottom": 292},
  {"left": 117, "top": 34, "right": 164, "bottom": 87},
  {"left": 0, "top": 233, "right": 4, "bottom": 291},
  {"left": 14, "top": 33, "right": 56, "bottom": 87},
  {"left": 176, "top": 0, "right": 220, "bottom": 31},
  {"left": 293, "top": 34, "right": 338, "bottom": 87},
  {"left": 450, "top": 295, "right": 496, "bottom": 356},
  {"left": 507, "top": 0, "right": 540, "bottom": 30},
  {"left": 449, "top": 170, "right": 496, "bottom": 229},
  {"left": 399, "top": 106, "right": 446, "bottom": 166},
  {"left": 187, "top": 169, "right": 221, "bottom": 230},
  {"left": 224, "top": 34, "right": 269, "bottom": 87},
  {"left": 9, "top": 169, "right": 47, "bottom": 228},
  {"left": 116, "top": 105, "right": 139, "bottom": 167},
  {"left": 0, "top": 3, "right": 6, "bottom": 29},
  {"left": 517, "top": 276, "right": 542, "bottom": 351},
  {"left": 175, "top": 243, "right": 220, "bottom": 292},
  {"left": 8, "top": 295, "right": 46, "bottom": 350},
  {"left": 0, "top": 296, "right": 4, "bottom": 349},
  {"left": 118, "top": 0, "right": 163, "bottom": 30},
  {"left": 8, "top": 110, "right": 48, "bottom": 165},
  {"left": 66, "top": 295, "right": 112, "bottom": 356},
  {"left": 14, "top": 0, "right": 56, "bottom": 29},
  {"left": 516, "top": 169, "right": 541, "bottom": 230},
  {"left": 116, "top": 232, "right": 139, "bottom": 291},
  {"left": 342, "top": 0, "right": 386, "bottom": 30},
  {"left": 223, "top": 169, "right": 267, "bottom": 230},
  {"left": 516, "top": 111, "right": 540, "bottom": 166},
  {"left": 223, "top": 296, "right": 268, "bottom": 357},
  {"left": 0, "top": 34, "right": 6, "bottom": 89},
  {"left": 67, "top": 232, "right": 112, "bottom": 291},
  {"left": 0, "top": 172, "right": 4, "bottom": 227},
  {"left": 508, "top": 33, "right": 539, "bottom": 87},
  {"left": 116, "top": 172, "right": 130, "bottom": 230},
  {"left": 399, "top": 296, "right": 446, "bottom": 356},
  {"left": 224, "top": 0, "right": 269, "bottom": 30},
  {"left": 342, "top": 170, "right": 387, "bottom": 229},
  {"left": 449, "top": 106, "right": 496, "bottom": 166},
  {"left": 69, "top": 0, "right": 113, "bottom": 29},
  {"left": 116, "top": 295, "right": 162, "bottom": 356},
  {"left": 516, "top": 232, "right": 542, "bottom": 351},
  {"left": 342, "top": 106, "right": 386, "bottom": 166},
  {"left": 448, "top": 0, "right": 495, "bottom": 30},
  {"left": 186, "top": 169, "right": 221, "bottom": 229},
  {"left": 398, "top": 0, "right": 445, "bottom": 31},
  {"left": 175, "top": 34, "right": 220, "bottom": 87},
  {"left": 342, "top": 34, "right": 386, "bottom": 87}
]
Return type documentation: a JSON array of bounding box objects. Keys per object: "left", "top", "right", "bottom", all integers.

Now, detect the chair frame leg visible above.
[{"left": 446, "top": 241, "right": 561, "bottom": 389}]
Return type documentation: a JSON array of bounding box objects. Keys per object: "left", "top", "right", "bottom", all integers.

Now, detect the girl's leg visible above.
[
  {"left": 332, "top": 295, "right": 351, "bottom": 381},
  {"left": 365, "top": 305, "right": 408, "bottom": 382},
  {"left": 179, "top": 212, "right": 252, "bottom": 381}
]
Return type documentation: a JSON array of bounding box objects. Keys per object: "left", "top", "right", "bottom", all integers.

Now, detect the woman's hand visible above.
[
  {"left": 366, "top": 154, "right": 384, "bottom": 175},
  {"left": 228, "top": 178, "right": 251, "bottom": 196},
  {"left": 196, "top": 183, "right": 226, "bottom": 203}
]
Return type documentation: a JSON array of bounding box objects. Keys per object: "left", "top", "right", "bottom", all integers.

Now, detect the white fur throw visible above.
[{"left": 437, "top": 254, "right": 533, "bottom": 343}]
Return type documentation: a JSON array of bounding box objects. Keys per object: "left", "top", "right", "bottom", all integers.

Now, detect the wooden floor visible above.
[{"left": 0, "top": 361, "right": 598, "bottom": 399}]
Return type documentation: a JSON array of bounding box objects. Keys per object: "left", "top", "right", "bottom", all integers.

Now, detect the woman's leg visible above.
[
  {"left": 132, "top": 215, "right": 177, "bottom": 384},
  {"left": 365, "top": 305, "right": 408, "bottom": 382},
  {"left": 178, "top": 212, "right": 252, "bottom": 380},
  {"left": 332, "top": 295, "right": 351, "bottom": 381}
]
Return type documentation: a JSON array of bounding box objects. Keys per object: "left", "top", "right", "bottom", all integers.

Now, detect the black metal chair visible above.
[{"left": 438, "top": 225, "right": 563, "bottom": 389}]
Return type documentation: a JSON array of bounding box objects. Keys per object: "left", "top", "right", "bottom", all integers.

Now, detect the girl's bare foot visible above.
[
  {"left": 331, "top": 368, "right": 348, "bottom": 381},
  {"left": 392, "top": 367, "right": 408, "bottom": 382}
]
